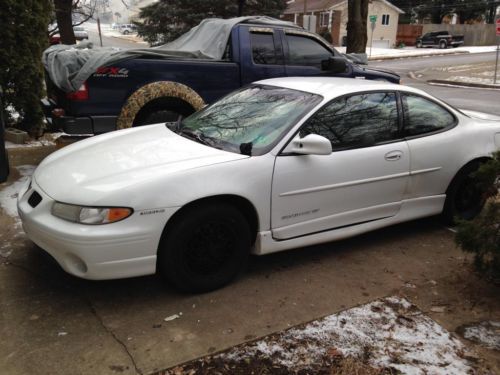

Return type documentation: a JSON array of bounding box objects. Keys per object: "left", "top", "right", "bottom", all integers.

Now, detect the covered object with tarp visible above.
[{"left": 43, "top": 16, "right": 298, "bottom": 93}]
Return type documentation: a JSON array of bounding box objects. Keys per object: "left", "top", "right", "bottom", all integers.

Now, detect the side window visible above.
[
  {"left": 301, "top": 92, "right": 399, "bottom": 150},
  {"left": 402, "top": 94, "right": 455, "bottom": 136},
  {"left": 286, "top": 34, "right": 332, "bottom": 68},
  {"left": 250, "top": 32, "right": 277, "bottom": 65},
  {"left": 381, "top": 14, "right": 390, "bottom": 25}
]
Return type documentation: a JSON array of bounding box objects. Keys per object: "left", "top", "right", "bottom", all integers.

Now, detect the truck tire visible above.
[
  {"left": 116, "top": 81, "right": 205, "bottom": 130},
  {"left": 135, "top": 109, "right": 184, "bottom": 129},
  {"left": 439, "top": 40, "right": 447, "bottom": 49},
  {"left": 416, "top": 41, "right": 422, "bottom": 48}
]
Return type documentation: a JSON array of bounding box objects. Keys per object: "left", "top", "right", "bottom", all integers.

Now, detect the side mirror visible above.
[
  {"left": 283, "top": 134, "right": 332, "bottom": 156},
  {"left": 321, "top": 56, "right": 348, "bottom": 73}
]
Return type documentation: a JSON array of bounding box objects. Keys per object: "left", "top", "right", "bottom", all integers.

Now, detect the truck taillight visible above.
[{"left": 66, "top": 83, "right": 89, "bottom": 101}]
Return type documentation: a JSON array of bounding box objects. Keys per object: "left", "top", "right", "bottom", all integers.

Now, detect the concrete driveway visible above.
[{"left": 1, "top": 163, "right": 499, "bottom": 375}]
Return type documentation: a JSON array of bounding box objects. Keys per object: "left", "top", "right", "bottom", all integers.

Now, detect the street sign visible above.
[{"left": 369, "top": 15, "right": 377, "bottom": 23}]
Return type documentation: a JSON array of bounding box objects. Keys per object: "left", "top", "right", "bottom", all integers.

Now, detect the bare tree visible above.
[
  {"left": 51, "top": 0, "right": 101, "bottom": 43},
  {"left": 346, "top": 0, "right": 368, "bottom": 54}
]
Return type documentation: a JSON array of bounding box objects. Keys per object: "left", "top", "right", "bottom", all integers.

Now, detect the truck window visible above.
[
  {"left": 250, "top": 32, "right": 277, "bottom": 65},
  {"left": 286, "top": 34, "right": 332, "bottom": 68}
]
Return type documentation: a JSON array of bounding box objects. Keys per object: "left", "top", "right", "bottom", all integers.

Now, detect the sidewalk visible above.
[{"left": 337, "top": 46, "right": 499, "bottom": 61}]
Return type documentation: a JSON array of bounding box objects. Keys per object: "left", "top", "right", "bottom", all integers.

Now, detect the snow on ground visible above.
[
  {"left": 5, "top": 132, "right": 65, "bottom": 149},
  {"left": 0, "top": 165, "right": 36, "bottom": 224},
  {"left": 460, "top": 321, "right": 500, "bottom": 350},
  {"left": 337, "top": 45, "right": 499, "bottom": 60},
  {"left": 219, "top": 296, "right": 473, "bottom": 374}
]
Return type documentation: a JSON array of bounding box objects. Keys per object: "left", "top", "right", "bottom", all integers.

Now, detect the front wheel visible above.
[
  {"left": 416, "top": 41, "right": 422, "bottom": 48},
  {"left": 158, "top": 203, "right": 251, "bottom": 293},
  {"left": 439, "top": 41, "right": 447, "bottom": 49},
  {"left": 443, "top": 162, "right": 486, "bottom": 224}
]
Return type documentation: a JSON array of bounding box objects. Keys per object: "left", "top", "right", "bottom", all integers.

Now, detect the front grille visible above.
[{"left": 28, "top": 191, "right": 42, "bottom": 208}]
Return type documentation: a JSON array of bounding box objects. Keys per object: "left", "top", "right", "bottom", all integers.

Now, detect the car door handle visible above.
[{"left": 385, "top": 151, "right": 403, "bottom": 161}]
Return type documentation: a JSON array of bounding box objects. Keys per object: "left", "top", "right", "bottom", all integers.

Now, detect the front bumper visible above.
[
  {"left": 41, "top": 98, "right": 117, "bottom": 134},
  {"left": 17, "top": 177, "right": 178, "bottom": 280}
]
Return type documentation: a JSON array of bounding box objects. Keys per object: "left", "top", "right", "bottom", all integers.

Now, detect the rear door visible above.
[{"left": 239, "top": 26, "right": 286, "bottom": 85}]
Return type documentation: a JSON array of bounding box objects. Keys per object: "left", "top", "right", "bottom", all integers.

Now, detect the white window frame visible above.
[
  {"left": 319, "top": 12, "right": 330, "bottom": 28},
  {"left": 381, "top": 14, "right": 390, "bottom": 26}
]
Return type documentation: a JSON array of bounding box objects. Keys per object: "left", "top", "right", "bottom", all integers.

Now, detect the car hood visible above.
[
  {"left": 34, "top": 124, "right": 247, "bottom": 204},
  {"left": 461, "top": 109, "right": 500, "bottom": 122}
]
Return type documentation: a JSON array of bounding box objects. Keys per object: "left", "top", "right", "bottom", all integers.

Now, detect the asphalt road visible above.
[
  {"left": 87, "top": 29, "right": 142, "bottom": 50},
  {"left": 369, "top": 52, "right": 500, "bottom": 115}
]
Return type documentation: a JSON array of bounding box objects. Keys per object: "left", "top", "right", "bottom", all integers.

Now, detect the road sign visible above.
[{"left": 369, "top": 15, "right": 377, "bottom": 23}]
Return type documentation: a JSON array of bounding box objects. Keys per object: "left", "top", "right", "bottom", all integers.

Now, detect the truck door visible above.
[{"left": 238, "top": 26, "right": 286, "bottom": 85}]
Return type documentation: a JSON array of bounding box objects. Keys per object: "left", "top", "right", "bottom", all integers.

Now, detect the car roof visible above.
[{"left": 254, "top": 77, "right": 424, "bottom": 101}]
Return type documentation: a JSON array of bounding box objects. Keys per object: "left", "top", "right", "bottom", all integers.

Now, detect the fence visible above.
[{"left": 397, "top": 24, "right": 497, "bottom": 46}]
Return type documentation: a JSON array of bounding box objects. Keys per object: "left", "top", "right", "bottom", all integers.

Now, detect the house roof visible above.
[{"left": 284, "top": 0, "right": 404, "bottom": 15}]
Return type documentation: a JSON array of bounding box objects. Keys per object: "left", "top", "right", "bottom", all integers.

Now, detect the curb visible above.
[
  {"left": 368, "top": 50, "right": 469, "bottom": 61},
  {"left": 427, "top": 79, "right": 500, "bottom": 90}
]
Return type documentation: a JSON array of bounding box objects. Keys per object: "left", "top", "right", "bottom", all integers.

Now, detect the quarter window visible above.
[
  {"left": 301, "top": 92, "right": 399, "bottom": 150},
  {"left": 402, "top": 94, "right": 455, "bottom": 136},
  {"left": 286, "top": 34, "right": 332, "bottom": 68},
  {"left": 250, "top": 32, "right": 277, "bottom": 65}
]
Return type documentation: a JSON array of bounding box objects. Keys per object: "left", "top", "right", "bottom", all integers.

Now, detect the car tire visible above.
[
  {"left": 443, "top": 161, "right": 486, "bottom": 225},
  {"left": 416, "top": 41, "right": 422, "bottom": 48},
  {"left": 123, "top": 30, "right": 130, "bottom": 35},
  {"left": 439, "top": 40, "right": 447, "bottom": 49},
  {"left": 158, "top": 203, "right": 251, "bottom": 293}
]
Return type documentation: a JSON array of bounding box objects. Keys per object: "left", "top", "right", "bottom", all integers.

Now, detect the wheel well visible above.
[
  {"left": 163, "top": 195, "right": 259, "bottom": 245},
  {"left": 446, "top": 157, "right": 491, "bottom": 193},
  {"left": 133, "top": 97, "right": 195, "bottom": 126}
]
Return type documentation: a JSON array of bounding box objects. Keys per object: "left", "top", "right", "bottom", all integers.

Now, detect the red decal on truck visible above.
[{"left": 94, "top": 67, "right": 129, "bottom": 78}]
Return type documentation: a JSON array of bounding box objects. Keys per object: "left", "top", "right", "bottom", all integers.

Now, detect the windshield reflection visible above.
[{"left": 178, "top": 85, "right": 322, "bottom": 155}]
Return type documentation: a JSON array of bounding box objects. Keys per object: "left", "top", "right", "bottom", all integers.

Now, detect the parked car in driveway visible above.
[
  {"left": 416, "top": 31, "right": 464, "bottom": 49},
  {"left": 19, "top": 78, "right": 500, "bottom": 292},
  {"left": 119, "top": 24, "right": 137, "bottom": 34},
  {"left": 73, "top": 26, "right": 89, "bottom": 40}
]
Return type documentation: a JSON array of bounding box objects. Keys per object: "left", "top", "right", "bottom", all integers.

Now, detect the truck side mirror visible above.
[{"left": 321, "top": 57, "right": 347, "bottom": 73}]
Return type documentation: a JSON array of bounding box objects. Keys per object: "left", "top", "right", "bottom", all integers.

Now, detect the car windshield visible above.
[{"left": 178, "top": 85, "right": 322, "bottom": 156}]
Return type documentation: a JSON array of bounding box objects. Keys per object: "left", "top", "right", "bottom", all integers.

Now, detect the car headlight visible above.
[{"left": 51, "top": 202, "right": 133, "bottom": 224}]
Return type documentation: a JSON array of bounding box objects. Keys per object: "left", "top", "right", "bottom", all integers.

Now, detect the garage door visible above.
[{"left": 372, "top": 39, "right": 390, "bottom": 49}]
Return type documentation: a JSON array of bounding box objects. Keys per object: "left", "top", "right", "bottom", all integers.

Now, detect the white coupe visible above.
[{"left": 18, "top": 78, "right": 500, "bottom": 292}]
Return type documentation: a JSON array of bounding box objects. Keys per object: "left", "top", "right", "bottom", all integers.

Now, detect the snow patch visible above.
[
  {"left": 219, "top": 297, "right": 473, "bottom": 374},
  {"left": 0, "top": 165, "right": 36, "bottom": 223},
  {"left": 461, "top": 321, "right": 500, "bottom": 350}
]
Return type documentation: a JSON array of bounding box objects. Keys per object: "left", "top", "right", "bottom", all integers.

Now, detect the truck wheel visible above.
[
  {"left": 135, "top": 110, "right": 184, "bottom": 129},
  {"left": 158, "top": 203, "right": 251, "bottom": 293},
  {"left": 439, "top": 40, "right": 447, "bottom": 49},
  {"left": 416, "top": 41, "right": 422, "bottom": 48},
  {"left": 117, "top": 81, "right": 205, "bottom": 130}
]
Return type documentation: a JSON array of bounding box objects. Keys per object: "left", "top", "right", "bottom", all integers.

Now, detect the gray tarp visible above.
[{"left": 43, "top": 16, "right": 297, "bottom": 93}]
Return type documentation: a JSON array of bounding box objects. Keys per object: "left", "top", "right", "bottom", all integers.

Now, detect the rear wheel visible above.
[
  {"left": 416, "top": 41, "right": 422, "bottom": 48},
  {"left": 443, "top": 162, "right": 486, "bottom": 224},
  {"left": 439, "top": 40, "right": 447, "bottom": 49},
  {"left": 158, "top": 203, "right": 251, "bottom": 293}
]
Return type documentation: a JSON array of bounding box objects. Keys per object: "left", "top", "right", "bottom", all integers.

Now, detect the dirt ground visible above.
[{"left": 1, "top": 161, "right": 499, "bottom": 375}]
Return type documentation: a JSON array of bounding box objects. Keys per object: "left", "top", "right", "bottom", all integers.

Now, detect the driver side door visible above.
[{"left": 271, "top": 91, "right": 410, "bottom": 240}]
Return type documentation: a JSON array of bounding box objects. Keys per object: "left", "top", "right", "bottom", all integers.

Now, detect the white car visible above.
[{"left": 18, "top": 78, "right": 500, "bottom": 292}]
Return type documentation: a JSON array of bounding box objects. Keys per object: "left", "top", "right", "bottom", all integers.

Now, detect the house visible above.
[{"left": 282, "top": 0, "right": 404, "bottom": 48}]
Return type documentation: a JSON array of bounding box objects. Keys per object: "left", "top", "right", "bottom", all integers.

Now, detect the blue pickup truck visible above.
[{"left": 43, "top": 20, "right": 400, "bottom": 134}]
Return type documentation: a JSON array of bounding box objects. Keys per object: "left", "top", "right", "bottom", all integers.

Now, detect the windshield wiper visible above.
[{"left": 177, "top": 128, "right": 222, "bottom": 149}]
